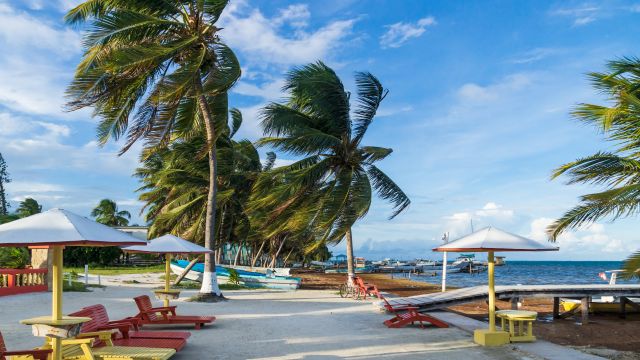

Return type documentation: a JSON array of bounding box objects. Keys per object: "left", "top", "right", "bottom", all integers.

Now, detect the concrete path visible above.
[{"left": 1, "top": 285, "right": 532, "bottom": 359}]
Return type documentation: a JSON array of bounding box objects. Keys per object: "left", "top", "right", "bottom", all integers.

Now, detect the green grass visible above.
[
  {"left": 63, "top": 281, "right": 106, "bottom": 292},
  {"left": 65, "top": 265, "right": 164, "bottom": 275}
]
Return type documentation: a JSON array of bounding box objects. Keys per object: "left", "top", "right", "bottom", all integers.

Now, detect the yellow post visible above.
[
  {"left": 473, "top": 250, "right": 509, "bottom": 346},
  {"left": 487, "top": 251, "right": 496, "bottom": 332},
  {"left": 164, "top": 253, "right": 171, "bottom": 307},
  {"left": 51, "top": 245, "right": 63, "bottom": 360}
]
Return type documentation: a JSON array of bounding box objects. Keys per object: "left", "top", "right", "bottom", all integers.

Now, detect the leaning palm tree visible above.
[
  {"left": 65, "top": 0, "right": 240, "bottom": 299},
  {"left": 254, "top": 62, "right": 410, "bottom": 282},
  {"left": 91, "top": 199, "right": 131, "bottom": 226},
  {"left": 16, "top": 198, "right": 42, "bottom": 218},
  {"left": 547, "top": 57, "right": 640, "bottom": 277}
]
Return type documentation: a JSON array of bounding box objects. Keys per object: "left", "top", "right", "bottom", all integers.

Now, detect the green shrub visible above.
[
  {"left": 227, "top": 268, "right": 240, "bottom": 285},
  {"left": 0, "top": 247, "right": 29, "bottom": 268}
]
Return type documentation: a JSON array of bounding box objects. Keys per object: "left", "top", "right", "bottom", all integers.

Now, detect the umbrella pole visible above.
[
  {"left": 51, "top": 245, "right": 63, "bottom": 360},
  {"left": 487, "top": 251, "right": 496, "bottom": 332},
  {"left": 165, "top": 254, "right": 171, "bottom": 307}
]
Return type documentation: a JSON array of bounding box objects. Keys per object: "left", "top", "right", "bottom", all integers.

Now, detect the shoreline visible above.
[{"left": 296, "top": 271, "right": 640, "bottom": 354}]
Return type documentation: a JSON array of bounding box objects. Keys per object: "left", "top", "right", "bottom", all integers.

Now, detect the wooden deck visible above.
[{"left": 379, "top": 284, "right": 640, "bottom": 324}]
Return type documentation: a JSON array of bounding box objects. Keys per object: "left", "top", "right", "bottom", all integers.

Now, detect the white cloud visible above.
[
  {"left": 220, "top": 2, "right": 356, "bottom": 66},
  {"left": 529, "top": 217, "right": 634, "bottom": 255},
  {"left": 380, "top": 16, "right": 436, "bottom": 49},
  {"left": 550, "top": 5, "right": 600, "bottom": 26},
  {"left": 457, "top": 74, "right": 533, "bottom": 104},
  {"left": 233, "top": 78, "right": 285, "bottom": 100},
  {"left": 274, "top": 4, "right": 310, "bottom": 28},
  {"left": 444, "top": 202, "right": 515, "bottom": 237},
  {"left": 509, "top": 48, "right": 560, "bottom": 64}
]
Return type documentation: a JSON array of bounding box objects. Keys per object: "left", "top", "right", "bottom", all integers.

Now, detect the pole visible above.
[
  {"left": 51, "top": 245, "right": 63, "bottom": 360},
  {"left": 164, "top": 253, "right": 171, "bottom": 307},
  {"left": 441, "top": 232, "right": 448, "bottom": 292},
  {"left": 487, "top": 251, "right": 496, "bottom": 332},
  {"left": 84, "top": 264, "right": 88, "bottom": 285}
]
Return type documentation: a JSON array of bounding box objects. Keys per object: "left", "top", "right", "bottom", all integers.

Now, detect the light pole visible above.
[{"left": 441, "top": 232, "right": 449, "bottom": 292}]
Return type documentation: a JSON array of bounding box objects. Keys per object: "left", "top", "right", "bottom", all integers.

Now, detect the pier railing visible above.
[{"left": 0, "top": 268, "right": 48, "bottom": 296}]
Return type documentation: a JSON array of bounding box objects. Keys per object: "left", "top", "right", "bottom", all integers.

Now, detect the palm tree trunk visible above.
[
  {"left": 251, "top": 240, "right": 267, "bottom": 268},
  {"left": 283, "top": 248, "right": 294, "bottom": 267},
  {"left": 233, "top": 240, "right": 244, "bottom": 266},
  {"left": 269, "top": 236, "right": 287, "bottom": 268},
  {"left": 346, "top": 228, "right": 355, "bottom": 285},
  {"left": 196, "top": 84, "right": 222, "bottom": 299}
]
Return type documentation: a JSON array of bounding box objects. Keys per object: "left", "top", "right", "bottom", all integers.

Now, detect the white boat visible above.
[
  {"left": 170, "top": 261, "right": 301, "bottom": 290},
  {"left": 227, "top": 265, "right": 291, "bottom": 277}
]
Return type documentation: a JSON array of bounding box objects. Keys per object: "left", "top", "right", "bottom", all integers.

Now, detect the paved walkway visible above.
[{"left": 1, "top": 286, "right": 531, "bottom": 360}]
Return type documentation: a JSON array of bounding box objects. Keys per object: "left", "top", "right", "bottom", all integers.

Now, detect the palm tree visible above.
[
  {"left": 16, "top": 198, "right": 42, "bottom": 218},
  {"left": 91, "top": 199, "right": 131, "bottom": 226},
  {"left": 65, "top": 0, "right": 240, "bottom": 299},
  {"left": 547, "top": 57, "right": 640, "bottom": 277},
  {"left": 254, "top": 62, "right": 410, "bottom": 282}
]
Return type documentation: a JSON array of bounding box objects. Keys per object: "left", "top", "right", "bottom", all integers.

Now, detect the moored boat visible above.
[
  {"left": 171, "top": 260, "right": 301, "bottom": 290},
  {"left": 560, "top": 270, "right": 640, "bottom": 313}
]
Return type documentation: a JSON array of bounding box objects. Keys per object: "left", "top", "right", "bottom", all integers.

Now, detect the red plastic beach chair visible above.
[
  {"left": 134, "top": 295, "right": 215, "bottom": 330},
  {"left": 69, "top": 307, "right": 187, "bottom": 351},
  {"left": 381, "top": 297, "right": 449, "bottom": 329},
  {"left": 354, "top": 276, "right": 382, "bottom": 299},
  {"left": 82, "top": 304, "right": 191, "bottom": 340},
  {"left": 0, "top": 331, "right": 51, "bottom": 360}
]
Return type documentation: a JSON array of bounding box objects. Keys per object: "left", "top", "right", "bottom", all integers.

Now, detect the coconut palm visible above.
[
  {"left": 65, "top": 0, "right": 240, "bottom": 298},
  {"left": 16, "top": 198, "right": 42, "bottom": 218},
  {"left": 91, "top": 199, "right": 131, "bottom": 226},
  {"left": 254, "top": 62, "right": 410, "bottom": 282},
  {"left": 547, "top": 57, "right": 640, "bottom": 277}
]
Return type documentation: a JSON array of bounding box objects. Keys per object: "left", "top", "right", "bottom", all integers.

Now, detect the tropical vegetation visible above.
[
  {"left": 0, "top": 152, "right": 10, "bottom": 216},
  {"left": 548, "top": 57, "right": 640, "bottom": 277},
  {"left": 251, "top": 62, "right": 410, "bottom": 281},
  {"left": 65, "top": 0, "right": 240, "bottom": 299},
  {"left": 16, "top": 198, "right": 42, "bottom": 218},
  {"left": 91, "top": 199, "right": 131, "bottom": 226}
]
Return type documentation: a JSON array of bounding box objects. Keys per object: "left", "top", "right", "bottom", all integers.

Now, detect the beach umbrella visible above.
[
  {"left": 433, "top": 226, "right": 558, "bottom": 346},
  {"left": 0, "top": 208, "right": 145, "bottom": 360},
  {"left": 122, "top": 234, "right": 211, "bottom": 306}
]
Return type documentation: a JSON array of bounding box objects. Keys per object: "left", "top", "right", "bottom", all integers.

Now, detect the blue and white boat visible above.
[{"left": 170, "top": 260, "right": 301, "bottom": 290}]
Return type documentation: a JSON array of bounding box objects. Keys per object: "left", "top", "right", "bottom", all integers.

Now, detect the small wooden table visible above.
[
  {"left": 20, "top": 316, "right": 92, "bottom": 338},
  {"left": 496, "top": 310, "right": 537, "bottom": 343}
]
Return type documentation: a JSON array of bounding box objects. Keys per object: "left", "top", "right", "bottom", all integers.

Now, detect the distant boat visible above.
[{"left": 170, "top": 260, "right": 301, "bottom": 290}]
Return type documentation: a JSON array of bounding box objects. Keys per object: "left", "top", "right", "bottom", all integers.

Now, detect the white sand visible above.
[{"left": 0, "top": 278, "right": 536, "bottom": 359}]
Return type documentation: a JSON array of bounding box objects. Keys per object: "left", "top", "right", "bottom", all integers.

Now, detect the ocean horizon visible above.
[{"left": 407, "top": 260, "right": 637, "bottom": 288}]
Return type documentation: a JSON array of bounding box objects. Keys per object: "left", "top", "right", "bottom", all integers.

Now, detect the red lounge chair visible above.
[
  {"left": 354, "top": 276, "right": 382, "bottom": 299},
  {"left": 134, "top": 295, "right": 215, "bottom": 330},
  {"left": 69, "top": 308, "right": 187, "bottom": 351},
  {"left": 1, "top": 331, "right": 51, "bottom": 360},
  {"left": 82, "top": 304, "right": 191, "bottom": 340},
  {"left": 381, "top": 297, "right": 449, "bottom": 329}
]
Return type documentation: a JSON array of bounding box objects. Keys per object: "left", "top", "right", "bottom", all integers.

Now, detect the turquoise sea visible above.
[{"left": 410, "top": 261, "right": 637, "bottom": 288}]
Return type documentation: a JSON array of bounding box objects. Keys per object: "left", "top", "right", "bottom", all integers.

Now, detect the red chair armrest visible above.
[
  {"left": 97, "top": 323, "right": 131, "bottom": 338},
  {"left": 149, "top": 306, "right": 177, "bottom": 315}
]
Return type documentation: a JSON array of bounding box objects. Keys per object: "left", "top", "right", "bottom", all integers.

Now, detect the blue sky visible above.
[{"left": 1, "top": 0, "right": 639, "bottom": 261}]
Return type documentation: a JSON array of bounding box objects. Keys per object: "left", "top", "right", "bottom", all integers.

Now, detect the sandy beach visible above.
[{"left": 1, "top": 278, "right": 532, "bottom": 360}]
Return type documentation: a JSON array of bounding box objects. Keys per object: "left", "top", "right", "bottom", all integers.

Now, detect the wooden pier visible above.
[{"left": 379, "top": 284, "right": 640, "bottom": 324}]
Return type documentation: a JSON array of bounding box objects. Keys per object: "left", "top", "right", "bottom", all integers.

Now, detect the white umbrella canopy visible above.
[
  {"left": 122, "top": 234, "right": 211, "bottom": 254},
  {"left": 0, "top": 208, "right": 145, "bottom": 247},
  {"left": 433, "top": 226, "right": 558, "bottom": 252},
  {"left": 432, "top": 226, "right": 558, "bottom": 346}
]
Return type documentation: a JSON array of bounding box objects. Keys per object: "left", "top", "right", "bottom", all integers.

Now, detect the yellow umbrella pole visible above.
[
  {"left": 51, "top": 245, "right": 63, "bottom": 360},
  {"left": 164, "top": 253, "right": 171, "bottom": 307},
  {"left": 487, "top": 251, "right": 496, "bottom": 332}
]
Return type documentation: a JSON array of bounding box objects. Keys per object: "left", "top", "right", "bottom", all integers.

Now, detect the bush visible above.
[
  {"left": 227, "top": 268, "right": 240, "bottom": 285},
  {"left": 64, "top": 247, "right": 123, "bottom": 267},
  {"left": 0, "top": 247, "right": 29, "bottom": 268}
]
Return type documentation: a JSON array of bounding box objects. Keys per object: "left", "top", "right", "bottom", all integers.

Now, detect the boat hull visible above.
[
  {"left": 561, "top": 298, "right": 640, "bottom": 313},
  {"left": 170, "top": 261, "right": 301, "bottom": 290}
]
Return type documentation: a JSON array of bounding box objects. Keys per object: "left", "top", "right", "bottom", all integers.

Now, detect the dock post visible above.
[
  {"left": 510, "top": 297, "right": 519, "bottom": 310},
  {"left": 580, "top": 297, "right": 589, "bottom": 325},
  {"left": 553, "top": 297, "right": 560, "bottom": 319},
  {"left": 620, "top": 297, "right": 627, "bottom": 319}
]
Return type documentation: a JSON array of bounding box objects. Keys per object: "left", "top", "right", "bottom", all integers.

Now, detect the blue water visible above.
[{"left": 409, "top": 261, "right": 638, "bottom": 288}]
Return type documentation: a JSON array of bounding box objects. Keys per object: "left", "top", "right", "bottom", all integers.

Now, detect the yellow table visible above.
[
  {"left": 20, "top": 316, "right": 91, "bottom": 339},
  {"left": 496, "top": 310, "right": 537, "bottom": 342}
]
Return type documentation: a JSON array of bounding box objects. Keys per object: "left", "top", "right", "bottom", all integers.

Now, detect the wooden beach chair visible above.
[
  {"left": 381, "top": 297, "right": 449, "bottom": 329},
  {"left": 354, "top": 277, "right": 382, "bottom": 299},
  {"left": 0, "top": 331, "right": 52, "bottom": 360},
  {"left": 68, "top": 308, "right": 186, "bottom": 351},
  {"left": 41, "top": 333, "right": 175, "bottom": 360},
  {"left": 82, "top": 305, "right": 191, "bottom": 340},
  {"left": 134, "top": 295, "right": 215, "bottom": 330}
]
